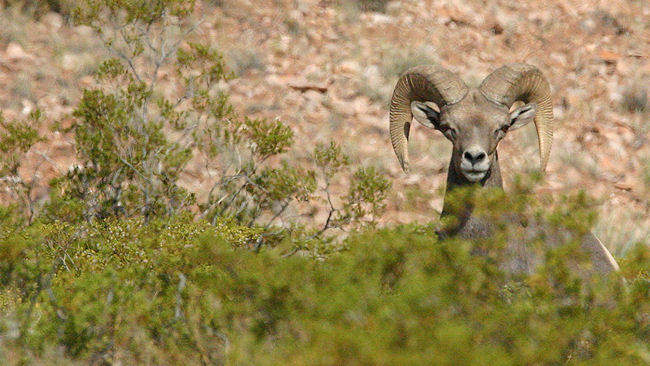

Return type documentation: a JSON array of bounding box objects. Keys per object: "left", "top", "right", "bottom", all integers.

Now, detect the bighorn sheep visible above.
[{"left": 389, "top": 63, "right": 619, "bottom": 276}]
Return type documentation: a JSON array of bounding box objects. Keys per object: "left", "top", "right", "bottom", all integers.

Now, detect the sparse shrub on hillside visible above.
[
  {"left": 0, "top": 0, "right": 73, "bottom": 18},
  {"left": 380, "top": 48, "right": 438, "bottom": 79},
  {"left": 336, "top": 0, "right": 391, "bottom": 22},
  {"left": 46, "top": 0, "right": 208, "bottom": 222},
  {"left": 276, "top": 142, "right": 392, "bottom": 257},
  {"left": 42, "top": 0, "right": 390, "bottom": 236},
  {"left": 226, "top": 48, "right": 267, "bottom": 76},
  {"left": 357, "top": 47, "right": 437, "bottom": 105},
  {"left": 0, "top": 110, "right": 45, "bottom": 223},
  {"left": 338, "top": 166, "right": 391, "bottom": 227},
  {"left": 356, "top": 0, "right": 390, "bottom": 13},
  {"left": 621, "top": 80, "right": 648, "bottom": 113}
]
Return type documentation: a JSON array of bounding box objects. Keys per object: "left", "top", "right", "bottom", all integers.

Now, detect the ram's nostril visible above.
[{"left": 463, "top": 150, "right": 487, "bottom": 164}]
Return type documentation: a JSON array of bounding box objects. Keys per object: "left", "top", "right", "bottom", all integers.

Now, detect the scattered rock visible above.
[
  {"left": 303, "top": 89, "right": 324, "bottom": 103},
  {"left": 599, "top": 50, "right": 621, "bottom": 64},
  {"left": 21, "top": 99, "right": 34, "bottom": 115},
  {"left": 614, "top": 182, "right": 632, "bottom": 191},
  {"left": 385, "top": 1, "right": 401, "bottom": 16},
  {"left": 6, "top": 43, "right": 33, "bottom": 61},
  {"left": 61, "top": 54, "right": 86, "bottom": 71},
  {"left": 338, "top": 60, "right": 361, "bottom": 75},
  {"left": 79, "top": 76, "right": 95, "bottom": 88},
  {"left": 73, "top": 25, "right": 95, "bottom": 37},
  {"left": 368, "top": 13, "right": 395, "bottom": 25},
  {"left": 330, "top": 98, "right": 355, "bottom": 117},
  {"left": 41, "top": 12, "right": 63, "bottom": 31}
]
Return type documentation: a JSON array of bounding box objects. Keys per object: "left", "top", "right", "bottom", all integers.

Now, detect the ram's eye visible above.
[
  {"left": 494, "top": 126, "right": 508, "bottom": 138},
  {"left": 445, "top": 127, "right": 457, "bottom": 140}
]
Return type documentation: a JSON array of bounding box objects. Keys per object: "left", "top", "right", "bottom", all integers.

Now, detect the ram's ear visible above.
[
  {"left": 508, "top": 103, "right": 537, "bottom": 130},
  {"left": 411, "top": 101, "right": 440, "bottom": 129}
]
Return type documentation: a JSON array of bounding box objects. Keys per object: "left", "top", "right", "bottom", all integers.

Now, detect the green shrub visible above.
[
  {"left": 48, "top": 1, "right": 215, "bottom": 221},
  {"left": 0, "top": 205, "right": 646, "bottom": 364},
  {"left": 38, "top": 0, "right": 387, "bottom": 237}
]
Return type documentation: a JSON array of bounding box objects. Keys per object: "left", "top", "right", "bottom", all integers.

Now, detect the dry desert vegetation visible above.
[{"left": 2, "top": 0, "right": 647, "bottom": 253}]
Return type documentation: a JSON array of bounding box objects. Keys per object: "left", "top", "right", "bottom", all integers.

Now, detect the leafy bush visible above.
[
  {"left": 46, "top": 0, "right": 219, "bottom": 222},
  {"left": 37, "top": 0, "right": 388, "bottom": 238},
  {"left": 0, "top": 203, "right": 646, "bottom": 364}
]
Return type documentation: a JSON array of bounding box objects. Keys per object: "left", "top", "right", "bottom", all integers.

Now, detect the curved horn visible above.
[
  {"left": 479, "top": 63, "right": 554, "bottom": 171},
  {"left": 390, "top": 65, "right": 468, "bottom": 173}
]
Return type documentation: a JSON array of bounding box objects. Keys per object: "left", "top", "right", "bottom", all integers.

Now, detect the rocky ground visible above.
[{"left": 0, "top": 0, "right": 647, "bottom": 254}]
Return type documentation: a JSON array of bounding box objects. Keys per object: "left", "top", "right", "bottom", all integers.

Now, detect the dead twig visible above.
[{"left": 288, "top": 79, "right": 332, "bottom": 93}]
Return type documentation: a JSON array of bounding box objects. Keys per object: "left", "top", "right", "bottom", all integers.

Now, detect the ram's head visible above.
[{"left": 389, "top": 64, "right": 553, "bottom": 183}]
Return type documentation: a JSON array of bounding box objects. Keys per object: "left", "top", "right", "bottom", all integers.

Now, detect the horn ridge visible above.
[
  {"left": 389, "top": 65, "right": 468, "bottom": 173},
  {"left": 479, "top": 63, "right": 554, "bottom": 171}
]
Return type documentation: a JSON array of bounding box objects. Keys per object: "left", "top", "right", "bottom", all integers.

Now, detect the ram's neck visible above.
[{"left": 439, "top": 152, "right": 503, "bottom": 238}]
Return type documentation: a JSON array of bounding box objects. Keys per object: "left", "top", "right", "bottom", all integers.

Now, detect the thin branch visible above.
[
  {"left": 98, "top": 28, "right": 143, "bottom": 83},
  {"left": 253, "top": 230, "right": 283, "bottom": 253},
  {"left": 117, "top": 155, "right": 151, "bottom": 184},
  {"left": 307, "top": 183, "right": 338, "bottom": 240},
  {"left": 281, "top": 246, "right": 300, "bottom": 258},
  {"left": 264, "top": 201, "right": 290, "bottom": 229},
  {"left": 35, "top": 151, "right": 63, "bottom": 175},
  {"left": 174, "top": 273, "right": 187, "bottom": 321}
]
